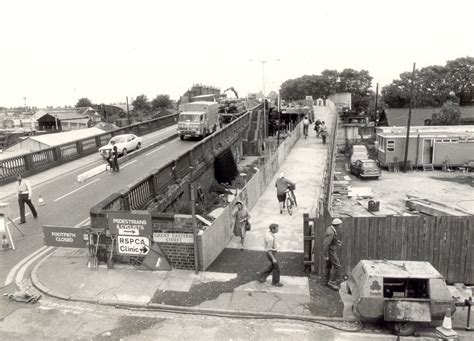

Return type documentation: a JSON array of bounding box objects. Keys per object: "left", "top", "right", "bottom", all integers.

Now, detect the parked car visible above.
[
  {"left": 350, "top": 145, "right": 369, "bottom": 163},
  {"left": 350, "top": 159, "right": 381, "bottom": 179},
  {"left": 99, "top": 134, "right": 142, "bottom": 157}
]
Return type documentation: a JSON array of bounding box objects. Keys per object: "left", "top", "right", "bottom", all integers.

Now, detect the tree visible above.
[
  {"left": 75, "top": 98, "right": 93, "bottom": 108},
  {"left": 132, "top": 94, "right": 150, "bottom": 113},
  {"left": 151, "top": 94, "right": 172, "bottom": 111},
  {"left": 431, "top": 101, "right": 461, "bottom": 125},
  {"left": 445, "top": 57, "right": 474, "bottom": 106}
]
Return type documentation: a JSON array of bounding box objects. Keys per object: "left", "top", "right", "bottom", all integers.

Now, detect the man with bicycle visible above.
[
  {"left": 302, "top": 116, "right": 310, "bottom": 138},
  {"left": 275, "top": 172, "right": 295, "bottom": 214}
]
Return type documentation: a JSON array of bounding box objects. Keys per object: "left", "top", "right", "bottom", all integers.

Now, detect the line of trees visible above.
[
  {"left": 132, "top": 94, "right": 173, "bottom": 114},
  {"left": 279, "top": 69, "right": 373, "bottom": 112},
  {"left": 382, "top": 57, "right": 474, "bottom": 108}
]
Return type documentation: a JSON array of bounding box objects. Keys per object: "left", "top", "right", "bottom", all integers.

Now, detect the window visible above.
[{"left": 387, "top": 140, "right": 395, "bottom": 152}]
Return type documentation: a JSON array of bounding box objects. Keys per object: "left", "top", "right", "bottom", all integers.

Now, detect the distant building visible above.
[
  {"left": 180, "top": 84, "right": 220, "bottom": 105},
  {"left": 36, "top": 107, "right": 101, "bottom": 132}
]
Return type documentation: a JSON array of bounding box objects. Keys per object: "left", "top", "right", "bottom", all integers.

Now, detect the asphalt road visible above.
[{"left": 0, "top": 125, "right": 197, "bottom": 288}]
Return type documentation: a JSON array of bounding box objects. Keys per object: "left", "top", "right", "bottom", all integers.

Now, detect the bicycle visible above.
[{"left": 285, "top": 184, "right": 297, "bottom": 215}]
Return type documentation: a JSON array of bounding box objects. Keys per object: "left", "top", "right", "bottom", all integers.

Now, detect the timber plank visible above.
[
  {"left": 392, "top": 216, "right": 403, "bottom": 260},
  {"left": 360, "top": 217, "right": 369, "bottom": 261},
  {"left": 467, "top": 217, "right": 474, "bottom": 284}
]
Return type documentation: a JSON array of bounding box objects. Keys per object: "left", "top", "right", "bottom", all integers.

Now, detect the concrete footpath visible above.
[{"left": 28, "top": 106, "right": 472, "bottom": 339}]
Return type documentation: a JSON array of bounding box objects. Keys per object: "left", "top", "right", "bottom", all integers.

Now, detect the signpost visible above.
[{"left": 153, "top": 232, "right": 194, "bottom": 244}]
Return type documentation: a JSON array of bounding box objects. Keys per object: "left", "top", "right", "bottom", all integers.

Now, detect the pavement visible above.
[{"left": 7, "top": 107, "right": 474, "bottom": 339}]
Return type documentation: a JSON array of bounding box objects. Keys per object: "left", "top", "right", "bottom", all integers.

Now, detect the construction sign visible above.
[
  {"left": 117, "top": 235, "right": 150, "bottom": 255},
  {"left": 108, "top": 211, "right": 152, "bottom": 236},
  {"left": 43, "top": 225, "right": 86, "bottom": 248}
]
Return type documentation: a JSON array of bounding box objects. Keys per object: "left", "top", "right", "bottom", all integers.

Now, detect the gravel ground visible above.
[{"left": 334, "top": 147, "right": 474, "bottom": 217}]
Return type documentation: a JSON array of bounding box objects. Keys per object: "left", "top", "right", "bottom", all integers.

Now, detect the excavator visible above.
[{"left": 223, "top": 87, "right": 239, "bottom": 99}]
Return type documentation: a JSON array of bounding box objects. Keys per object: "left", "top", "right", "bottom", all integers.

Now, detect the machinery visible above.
[
  {"left": 342, "top": 260, "right": 456, "bottom": 336},
  {"left": 223, "top": 87, "right": 239, "bottom": 99}
]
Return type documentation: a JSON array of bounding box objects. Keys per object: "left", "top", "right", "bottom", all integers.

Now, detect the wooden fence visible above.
[{"left": 305, "top": 215, "right": 474, "bottom": 284}]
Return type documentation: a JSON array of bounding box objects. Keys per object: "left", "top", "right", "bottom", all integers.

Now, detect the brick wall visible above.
[{"left": 152, "top": 214, "right": 195, "bottom": 270}]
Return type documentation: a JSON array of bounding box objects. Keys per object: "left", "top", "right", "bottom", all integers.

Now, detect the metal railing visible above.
[
  {"left": 0, "top": 114, "right": 178, "bottom": 185},
  {"left": 94, "top": 111, "right": 252, "bottom": 213}
]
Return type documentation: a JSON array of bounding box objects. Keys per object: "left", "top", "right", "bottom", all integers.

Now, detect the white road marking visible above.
[
  {"left": 121, "top": 160, "right": 137, "bottom": 169},
  {"left": 54, "top": 178, "right": 100, "bottom": 202},
  {"left": 15, "top": 246, "right": 53, "bottom": 285},
  {"left": 145, "top": 145, "right": 165, "bottom": 156},
  {"left": 6, "top": 217, "right": 92, "bottom": 286},
  {"left": 4, "top": 246, "right": 48, "bottom": 287},
  {"left": 8, "top": 212, "right": 31, "bottom": 223}
]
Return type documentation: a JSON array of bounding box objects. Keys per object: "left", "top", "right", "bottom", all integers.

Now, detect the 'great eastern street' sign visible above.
[{"left": 108, "top": 211, "right": 152, "bottom": 236}]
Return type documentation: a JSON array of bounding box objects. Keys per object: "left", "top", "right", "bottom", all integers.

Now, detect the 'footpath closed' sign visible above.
[
  {"left": 43, "top": 226, "right": 86, "bottom": 248},
  {"left": 108, "top": 211, "right": 152, "bottom": 236}
]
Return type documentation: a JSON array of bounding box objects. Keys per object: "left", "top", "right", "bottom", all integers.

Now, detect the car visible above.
[
  {"left": 350, "top": 159, "right": 381, "bottom": 179},
  {"left": 98, "top": 134, "right": 142, "bottom": 157},
  {"left": 350, "top": 145, "right": 369, "bottom": 163}
]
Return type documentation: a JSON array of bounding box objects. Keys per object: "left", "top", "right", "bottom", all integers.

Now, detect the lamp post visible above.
[{"left": 249, "top": 59, "right": 279, "bottom": 140}]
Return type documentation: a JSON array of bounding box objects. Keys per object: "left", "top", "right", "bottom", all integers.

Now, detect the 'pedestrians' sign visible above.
[
  {"left": 117, "top": 236, "right": 150, "bottom": 256},
  {"left": 43, "top": 225, "right": 86, "bottom": 248},
  {"left": 108, "top": 211, "right": 152, "bottom": 236}
]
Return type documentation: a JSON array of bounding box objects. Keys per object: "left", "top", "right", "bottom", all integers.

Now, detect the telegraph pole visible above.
[
  {"left": 403, "top": 63, "right": 416, "bottom": 173},
  {"left": 374, "top": 83, "right": 379, "bottom": 126},
  {"left": 126, "top": 96, "right": 131, "bottom": 126}
]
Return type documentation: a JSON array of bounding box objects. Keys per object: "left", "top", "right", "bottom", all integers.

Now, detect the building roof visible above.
[
  {"left": 376, "top": 125, "right": 474, "bottom": 138},
  {"left": 384, "top": 106, "right": 474, "bottom": 126},
  {"left": 26, "top": 127, "right": 107, "bottom": 146}
]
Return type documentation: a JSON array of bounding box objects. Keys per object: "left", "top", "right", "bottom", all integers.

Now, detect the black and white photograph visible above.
[{"left": 0, "top": 0, "right": 473, "bottom": 339}]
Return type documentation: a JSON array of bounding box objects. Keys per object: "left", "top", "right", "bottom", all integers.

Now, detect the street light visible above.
[{"left": 249, "top": 59, "right": 280, "bottom": 140}]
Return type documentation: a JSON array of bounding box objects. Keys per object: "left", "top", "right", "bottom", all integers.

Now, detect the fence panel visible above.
[{"left": 312, "top": 215, "right": 474, "bottom": 284}]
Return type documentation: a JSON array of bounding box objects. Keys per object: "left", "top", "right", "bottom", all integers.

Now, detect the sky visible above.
[{"left": 1, "top": 0, "right": 473, "bottom": 108}]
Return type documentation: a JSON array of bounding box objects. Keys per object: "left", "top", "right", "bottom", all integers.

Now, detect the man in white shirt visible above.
[
  {"left": 257, "top": 223, "right": 283, "bottom": 287},
  {"left": 16, "top": 174, "right": 38, "bottom": 224}
]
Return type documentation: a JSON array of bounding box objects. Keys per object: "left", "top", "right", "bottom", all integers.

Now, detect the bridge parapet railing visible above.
[
  {"left": 92, "top": 111, "right": 252, "bottom": 213},
  {"left": 0, "top": 113, "right": 178, "bottom": 185}
]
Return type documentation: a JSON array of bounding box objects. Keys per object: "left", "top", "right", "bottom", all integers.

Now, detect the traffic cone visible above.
[
  {"left": 436, "top": 307, "right": 458, "bottom": 339},
  {"left": 1, "top": 234, "right": 11, "bottom": 251},
  {"left": 38, "top": 195, "right": 45, "bottom": 206}
]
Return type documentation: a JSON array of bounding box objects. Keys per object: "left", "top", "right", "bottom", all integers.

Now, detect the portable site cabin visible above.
[{"left": 376, "top": 125, "right": 474, "bottom": 168}]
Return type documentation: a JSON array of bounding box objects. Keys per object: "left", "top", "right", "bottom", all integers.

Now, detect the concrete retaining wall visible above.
[{"left": 197, "top": 122, "right": 302, "bottom": 270}]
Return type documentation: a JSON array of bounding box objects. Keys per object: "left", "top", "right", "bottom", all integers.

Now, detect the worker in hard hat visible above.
[{"left": 322, "top": 218, "right": 343, "bottom": 290}]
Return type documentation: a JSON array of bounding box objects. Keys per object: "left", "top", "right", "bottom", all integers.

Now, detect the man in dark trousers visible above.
[
  {"left": 322, "top": 218, "right": 343, "bottom": 290},
  {"left": 16, "top": 174, "right": 38, "bottom": 224},
  {"left": 257, "top": 223, "right": 283, "bottom": 287},
  {"left": 112, "top": 142, "right": 120, "bottom": 172}
]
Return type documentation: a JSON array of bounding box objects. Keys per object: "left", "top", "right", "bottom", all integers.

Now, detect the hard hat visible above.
[
  {"left": 280, "top": 172, "right": 285, "bottom": 178},
  {"left": 332, "top": 218, "right": 343, "bottom": 225}
]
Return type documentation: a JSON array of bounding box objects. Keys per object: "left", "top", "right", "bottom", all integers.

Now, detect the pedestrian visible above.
[
  {"left": 232, "top": 201, "right": 250, "bottom": 250},
  {"left": 103, "top": 149, "right": 113, "bottom": 171},
  {"left": 257, "top": 223, "right": 283, "bottom": 287},
  {"left": 16, "top": 174, "right": 38, "bottom": 224},
  {"left": 314, "top": 119, "right": 321, "bottom": 137},
  {"left": 112, "top": 142, "right": 120, "bottom": 172},
  {"left": 275, "top": 172, "right": 295, "bottom": 214},
  {"left": 322, "top": 218, "right": 343, "bottom": 290},
  {"left": 319, "top": 121, "right": 328, "bottom": 144},
  {"left": 302, "top": 116, "right": 310, "bottom": 138}
]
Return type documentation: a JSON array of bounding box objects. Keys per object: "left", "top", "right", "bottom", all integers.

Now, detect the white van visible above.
[{"left": 178, "top": 101, "right": 220, "bottom": 140}]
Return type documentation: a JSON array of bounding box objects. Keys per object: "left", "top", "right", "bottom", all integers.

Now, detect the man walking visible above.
[
  {"left": 16, "top": 174, "right": 38, "bottom": 224},
  {"left": 323, "top": 218, "right": 343, "bottom": 290},
  {"left": 302, "top": 115, "right": 310, "bottom": 138},
  {"left": 275, "top": 172, "right": 295, "bottom": 214},
  {"left": 319, "top": 121, "right": 328, "bottom": 144},
  {"left": 257, "top": 223, "right": 283, "bottom": 287}
]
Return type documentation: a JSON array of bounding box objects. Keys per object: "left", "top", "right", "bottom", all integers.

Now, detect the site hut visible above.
[{"left": 375, "top": 125, "right": 474, "bottom": 169}]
